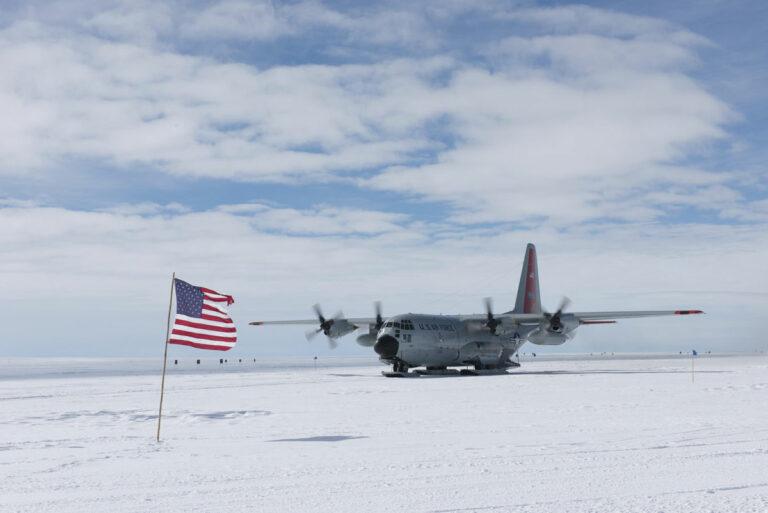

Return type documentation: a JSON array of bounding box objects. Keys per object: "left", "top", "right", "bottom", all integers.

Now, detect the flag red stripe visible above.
[
  {"left": 173, "top": 319, "right": 237, "bottom": 333},
  {"left": 201, "top": 313, "right": 233, "bottom": 323},
  {"left": 171, "top": 329, "right": 237, "bottom": 343},
  {"left": 168, "top": 339, "right": 233, "bottom": 351},
  {"left": 203, "top": 295, "right": 231, "bottom": 303},
  {"left": 201, "top": 287, "right": 234, "bottom": 304},
  {"left": 202, "top": 303, "right": 227, "bottom": 314}
]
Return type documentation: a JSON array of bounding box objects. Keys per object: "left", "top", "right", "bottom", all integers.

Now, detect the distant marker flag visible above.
[{"left": 169, "top": 279, "right": 237, "bottom": 351}]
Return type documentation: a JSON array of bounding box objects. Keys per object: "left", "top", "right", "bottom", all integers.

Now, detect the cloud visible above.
[
  {"left": 0, "top": 20, "right": 451, "bottom": 180},
  {"left": 506, "top": 4, "right": 708, "bottom": 44},
  {"left": 218, "top": 203, "right": 410, "bottom": 234},
  {"left": 720, "top": 198, "right": 768, "bottom": 222},
  {"left": 365, "top": 11, "right": 734, "bottom": 225},
  {"left": 50, "top": 0, "right": 443, "bottom": 49},
  {"left": 179, "top": 0, "right": 289, "bottom": 41},
  {"left": 101, "top": 202, "right": 190, "bottom": 216},
  {"left": 0, "top": 2, "right": 744, "bottom": 227}
]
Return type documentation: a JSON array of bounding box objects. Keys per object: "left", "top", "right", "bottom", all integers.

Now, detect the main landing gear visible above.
[
  {"left": 382, "top": 360, "right": 414, "bottom": 377},
  {"left": 393, "top": 360, "right": 408, "bottom": 373}
]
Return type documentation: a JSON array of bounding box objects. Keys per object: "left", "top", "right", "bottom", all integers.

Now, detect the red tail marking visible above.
[{"left": 524, "top": 246, "right": 537, "bottom": 313}]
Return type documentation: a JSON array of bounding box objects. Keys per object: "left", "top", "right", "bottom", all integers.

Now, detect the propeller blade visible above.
[
  {"left": 374, "top": 301, "right": 383, "bottom": 330},
  {"left": 305, "top": 328, "right": 322, "bottom": 341},
  {"left": 312, "top": 304, "right": 325, "bottom": 323},
  {"left": 484, "top": 297, "right": 493, "bottom": 316},
  {"left": 483, "top": 297, "right": 499, "bottom": 335},
  {"left": 326, "top": 337, "right": 339, "bottom": 350},
  {"left": 544, "top": 296, "right": 572, "bottom": 333}
]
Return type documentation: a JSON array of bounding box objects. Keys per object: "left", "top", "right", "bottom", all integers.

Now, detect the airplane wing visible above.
[
  {"left": 572, "top": 310, "right": 703, "bottom": 324},
  {"left": 458, "top": 313, "right": 545, "bottom": 324},
  {"left": 250, "top": 319, "right": 319, "bottom": 326},
  {"left": 457, "top": 309, "right": 703, "bottom": 325},
  {"left": 250, "top": 317, "right": 377, "bottom": 326}
]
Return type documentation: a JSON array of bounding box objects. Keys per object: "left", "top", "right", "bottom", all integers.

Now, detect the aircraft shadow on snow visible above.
[{"left": 512, "top": 369, "right": 728, "bottom": 376}]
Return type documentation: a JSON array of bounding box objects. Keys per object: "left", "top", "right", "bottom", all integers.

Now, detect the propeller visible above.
[
  {"left": 543, "top": 297, "right": 571, "bottom": 333},
  {"left": 484, "top": 297, "right": 501, "bottom": 335},
  {"left": 305, "top": 304, "right": 344, "bottom": 348}
]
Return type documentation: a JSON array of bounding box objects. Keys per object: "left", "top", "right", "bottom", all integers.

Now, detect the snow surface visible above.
[{"left": 1, "top": 355, "right": 767, "bottom": 512}]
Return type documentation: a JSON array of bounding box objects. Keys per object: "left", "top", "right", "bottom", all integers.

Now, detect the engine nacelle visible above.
[
  {"left": 328, "top": 320, "right": 357, "bottom": 339},
  {"left": 529, "top": 316, "right": 578, "bottom": 345}
]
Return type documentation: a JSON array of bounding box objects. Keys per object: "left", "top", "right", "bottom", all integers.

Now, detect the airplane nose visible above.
[{"left": 373, "top": 335, "right": 399, "bottom": 358}]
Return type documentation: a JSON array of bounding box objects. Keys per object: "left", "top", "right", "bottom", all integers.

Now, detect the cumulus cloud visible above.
[{"left": 0, "top": 21, "right": 449, "bottom": 180}]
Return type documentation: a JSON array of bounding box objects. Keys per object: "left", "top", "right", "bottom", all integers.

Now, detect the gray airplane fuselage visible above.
[{"left": 372, "top": 313, "right": 571, "bottom": 369}]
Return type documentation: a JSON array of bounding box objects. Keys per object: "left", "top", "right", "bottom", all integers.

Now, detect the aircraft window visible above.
[
  {"left": 394, "top": 322, "right": 401, "bottom": 329},
  {"left": 385, "top": 322, "right": 393, "bottom": 327}
]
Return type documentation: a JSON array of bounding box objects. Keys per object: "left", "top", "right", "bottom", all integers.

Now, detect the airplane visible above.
[{"left": 250, "top": 244, "right": 703, "bottom": 377}]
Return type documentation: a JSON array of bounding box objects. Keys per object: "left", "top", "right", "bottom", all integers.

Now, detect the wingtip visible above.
[
  {"left": 674, "top": 310, "right": 704, "bottom": 315},
  {"left": 249, "top": 321, "right": 264, "bottom": 325}
]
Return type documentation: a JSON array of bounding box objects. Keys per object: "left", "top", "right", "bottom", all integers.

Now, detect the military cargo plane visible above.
[{"left": 250, "top": 244, "right": 703, "bottom": 376}]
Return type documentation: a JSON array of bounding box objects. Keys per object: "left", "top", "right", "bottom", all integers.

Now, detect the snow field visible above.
[{"left": 1, "top": 355, "right": 767, "bottom": 512}]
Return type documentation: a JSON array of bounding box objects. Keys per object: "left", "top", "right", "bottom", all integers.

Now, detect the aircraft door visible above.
[{"left": 439, "top": 321, "right": 459, "bottom": 363}]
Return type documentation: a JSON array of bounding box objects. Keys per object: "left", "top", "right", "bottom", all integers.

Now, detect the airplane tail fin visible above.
[{"left": 514, "top": 243, "right": 542, "bottom": 314}]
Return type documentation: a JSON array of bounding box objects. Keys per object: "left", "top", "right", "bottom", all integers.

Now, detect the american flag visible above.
[{"left": 169, "top": 278, "right": 237, "bottom": 351}]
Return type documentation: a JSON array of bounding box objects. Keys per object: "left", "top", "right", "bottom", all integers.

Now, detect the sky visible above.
[{"left": 1, "top": 0, "right": 766, "bottom": 358}]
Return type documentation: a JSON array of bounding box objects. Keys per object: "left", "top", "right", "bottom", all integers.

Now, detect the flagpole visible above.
[
  {"left": 691, "top": 352, "right": 695, "bottom": 384},
  {"left": 156, "top": 272, "right": 175, "bottom": 442}
]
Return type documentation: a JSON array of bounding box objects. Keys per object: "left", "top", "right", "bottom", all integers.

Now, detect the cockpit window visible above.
[
  {"left": 385, "top": 321, "right": 393, "bottom": 327},
  {"left": 394, "top": 322, "right": 401, "bottom": 329}
]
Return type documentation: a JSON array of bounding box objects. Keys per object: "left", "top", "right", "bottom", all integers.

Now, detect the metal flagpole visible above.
[{"left": 156, "top": 272, "right": 176, "bottom": 442}]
